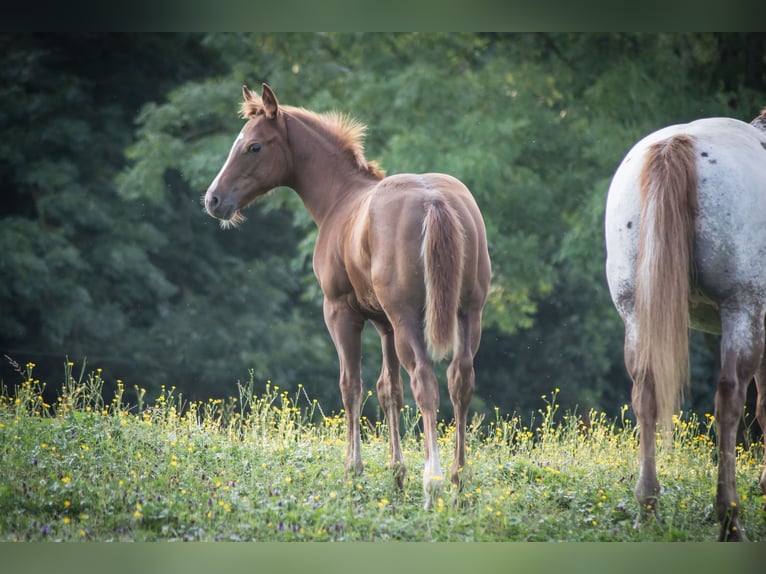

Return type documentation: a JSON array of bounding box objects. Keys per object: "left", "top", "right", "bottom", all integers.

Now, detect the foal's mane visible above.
[{"left": 240, "top": 95, "right": 385, "bottom": 179}]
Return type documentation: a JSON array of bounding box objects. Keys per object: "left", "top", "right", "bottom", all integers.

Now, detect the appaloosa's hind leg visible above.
[
  {"left": 323, "top": 298, "right": 366, "bottom": 476},
  {"left": 632, "top": 374, "right": 661, "bottom": 525},
  {"left": 447, "top": 309, "right": 481, "bottom": 490},
  {"left": 391, "top": 319, "right": 444, "bottom": 510},
  {"left": 715, "top": 304, "right": 765, "bottom": 541},
  {"left": 624, "top": 323, "right": 662, "bottom": 526},
  {"left": 756, "top": 350, "right": 766, "bottom": 511},
  {"left": 371, "top": 319, "right": 406, "bottom": 489}
]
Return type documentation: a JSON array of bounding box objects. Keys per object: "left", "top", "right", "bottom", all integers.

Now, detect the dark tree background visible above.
[{"left": 1, "top": 33, "right": 764, "bottom": 425}]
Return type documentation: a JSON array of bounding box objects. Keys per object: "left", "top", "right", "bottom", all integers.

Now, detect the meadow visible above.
[{"left": 1, "top": 360, "right": 764, "bottom": 542}]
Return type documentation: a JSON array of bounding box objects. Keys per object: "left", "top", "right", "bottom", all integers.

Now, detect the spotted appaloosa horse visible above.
[
  {"left": 204, "top": 83, "right": 491, "bottom": 508},
  {"left": 605, "top": 109, "right": 766, "bottom": 540}
]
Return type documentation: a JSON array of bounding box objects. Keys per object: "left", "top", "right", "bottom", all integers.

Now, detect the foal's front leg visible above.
[
  {"left": 447, "top": 310, "right": 481, "bottom": 490},
  {"left": 372, "top": 319, "right": 406, "bottom": 489},
  {"left": 323, "top": 298, "right": 366, "bottom": 475}
]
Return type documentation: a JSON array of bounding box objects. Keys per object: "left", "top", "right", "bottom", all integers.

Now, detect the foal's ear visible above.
[
  {"left": 242, "top": 84, "right": 255, "bottom": 102},
  {"left": 261, "top": 83, "right": 279, "bottom": 119}
]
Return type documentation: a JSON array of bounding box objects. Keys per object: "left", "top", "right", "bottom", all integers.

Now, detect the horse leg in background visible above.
[
  {"left": 323, "top": 298, "right": 366, "bottom": 476},
  {"left": 624, "top": 323, "right": 662, "bottom": 526},
  {"left": 447, "top": 310, "right": 482, "bottom": 491},
  {"left": 392, "top": 320, "right": 444, "bottom": 510},
  {"left": 371, "top": 319, "right": 406, "bottom": 489},
  {"left": 755, "top": 349, "right": 766, "bottom": 511},
  {"left": 715, "top": 305, "right": 765, "bottom": 541}
]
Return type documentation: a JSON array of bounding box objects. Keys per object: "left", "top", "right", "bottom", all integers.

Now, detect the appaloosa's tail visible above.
[
  {"left": 421, "top": 197, "right": 465, "bottom": 361},
  {"left": 635, "top": 134, "right": 698, "bottom": 432}
]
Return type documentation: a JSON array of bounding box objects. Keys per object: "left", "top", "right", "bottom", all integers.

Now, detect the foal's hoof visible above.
[
  {"left": 422, "top": 475, "right": 444, "bottom": 510},
  {"left": 638, "top": 499, "right": 659, "bottom": 519},
  {"left": 633, "top": 499, "right": 660, "bottom": 531},
  {"left": 390, "top": 461, "right": 406, "bottom": 490},
  {"left": 423, "top": 491, "right": 440, "bottom": 511},
  {"left": 344, "top": 460, "right": 364, "bottom": 476},
  {"left": 450, "top": 463, "right": 473, "bottom": 490}
]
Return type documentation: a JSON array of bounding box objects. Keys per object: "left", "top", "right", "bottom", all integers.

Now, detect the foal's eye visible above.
[{"left": 247, "top": 142, "right": 261, "bottom": 153}]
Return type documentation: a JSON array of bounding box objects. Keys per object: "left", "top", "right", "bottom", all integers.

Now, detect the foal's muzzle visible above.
[{"left": 204, "top": 191, "right": 236, "bottom": 221}]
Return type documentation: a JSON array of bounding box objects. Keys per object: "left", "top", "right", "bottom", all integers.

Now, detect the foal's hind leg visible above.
[
  {"left": 391, "top": 319, "right": 444, "bottom": 509},
  {"left": 715, "top": 304, "right": 764, "bottom": 541},
  {"left": 371, "top": 319, "right": 406, "bottom": 489},
  {"left": 447, "top": 309, "right": 481, "bottom": 489}
]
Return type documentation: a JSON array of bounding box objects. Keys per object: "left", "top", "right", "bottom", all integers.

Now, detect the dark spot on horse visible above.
[
  {"left": 761, "top": 141, "right": 766, "bottom": 151},
  {"left": 701, "top": 151, "right": 709, "bottom": 157},
  {"left": 626, "top": 221, "right": 633, "bottom": 229},
  {"left": 708, "top": 158, "right": 717, "bottom": 164}
]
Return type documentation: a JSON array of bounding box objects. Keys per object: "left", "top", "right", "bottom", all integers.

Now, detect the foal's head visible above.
[{"left": 204, "top": 83, "right": 291, "bottom": 227}]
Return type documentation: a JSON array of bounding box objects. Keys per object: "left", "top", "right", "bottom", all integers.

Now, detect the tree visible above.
[
  {"left": 3, "top": 33, "right": 763, "bottom": 424},
  {"left": 0, "top": 33, "right": 228, "bottom": 397}
]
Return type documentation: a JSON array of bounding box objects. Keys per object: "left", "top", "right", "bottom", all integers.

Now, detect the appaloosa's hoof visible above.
[{"left": 719, "top": 517, "right": 747, "bottom": 542}]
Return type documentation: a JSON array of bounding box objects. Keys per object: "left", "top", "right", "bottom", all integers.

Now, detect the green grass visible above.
[{"left": 1, "top": 361, "right": 764, "bottom": 542}]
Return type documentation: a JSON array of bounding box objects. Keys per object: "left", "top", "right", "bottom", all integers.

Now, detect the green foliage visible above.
[
  {"left": 2, "top": 367, "right": 764, "bottom": 541},
  {"left": 2, "top": 33, "right": 765, "bottom": 425}
]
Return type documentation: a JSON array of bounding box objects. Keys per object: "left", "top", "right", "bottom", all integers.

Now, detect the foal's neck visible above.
[{"left": 285, "top": 112, "right": 379, "bottom": 226}]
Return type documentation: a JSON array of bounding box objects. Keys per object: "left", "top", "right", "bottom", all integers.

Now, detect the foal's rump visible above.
[{"left": 367, "top": 173, "right": 489, "bottom": 358}]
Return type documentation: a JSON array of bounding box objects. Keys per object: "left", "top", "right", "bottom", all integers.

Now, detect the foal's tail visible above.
[
  {"left": 421, "top": 198, "right": 465, "bottom": 361},
  {"left": 635, "top": 134, "right": 698, "bottom": 433}
]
